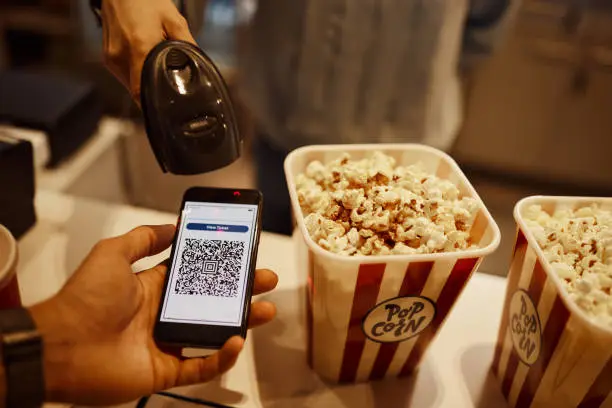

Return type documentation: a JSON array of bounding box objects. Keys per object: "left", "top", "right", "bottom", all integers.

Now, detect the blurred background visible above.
[{"left": 1, "top": 0, "right": 612, "bottom": 275}]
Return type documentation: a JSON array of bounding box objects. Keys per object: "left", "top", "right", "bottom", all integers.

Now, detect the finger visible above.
[
  {"left": 252, "top": 269, "right": 279, "bottom": 296},
  {"left": 175, "top": 336, "right": 244, "bottom": 386},
  {"left": 109, "top": 224, "right": 176, "bottom": 263},
  {"left": 127, "top": 29, "right": 164, "bottom": 103},
  {"left": 247, "top": 301, "right": 277, "bottom": 328},
  {"left": 128, "top": 49, "right": 148, "bottom": 103},
  {"left": 137, "top": 257, "right": 168, "bottom": 287},
  {"left": 158, "top": 257, "right": 171, "bottom": 269},
  {"left": 163, "top": 12, "right": 197, "bottom": 45}
]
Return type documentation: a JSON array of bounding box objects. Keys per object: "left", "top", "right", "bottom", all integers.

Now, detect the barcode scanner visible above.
[{"left": 140, "top": 41, "right": 242, "bottom": 175}]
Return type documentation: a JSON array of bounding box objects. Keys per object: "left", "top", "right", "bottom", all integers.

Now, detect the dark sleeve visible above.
[
  {"left": 461, "top": 0, "right": 518, "bottom": 67},
  {"left": 466, "top": 0, "right": 511, "bottom": 30}
]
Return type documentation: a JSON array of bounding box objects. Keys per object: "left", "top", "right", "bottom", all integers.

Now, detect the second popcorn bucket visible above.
[
  {"left": 285, "top": 144, "right": 501, "bottom": 383},
  {"left": 493, "top": 196, "right": 612, "bottom": 407}
]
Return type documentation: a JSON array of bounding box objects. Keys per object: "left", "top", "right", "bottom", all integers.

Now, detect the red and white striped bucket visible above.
[
  {"left": 493, "top": 196, "right": 612, "bottom": 407},
  {"left": 285, "top": 144, "right": 501, "bottom": 383}
]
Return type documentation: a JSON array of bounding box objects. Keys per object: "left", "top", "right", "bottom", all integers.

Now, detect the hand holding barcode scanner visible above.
[
  {"left": 28, "top": 224, "right": 278, "bottom": 406},
  {"left": 99, "top": 0, "right": 197, "bottom": 102}
]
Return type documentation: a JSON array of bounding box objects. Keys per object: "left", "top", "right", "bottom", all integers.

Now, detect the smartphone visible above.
[{"left": 154, "top": 187, "right": 263, "bottom": 357}]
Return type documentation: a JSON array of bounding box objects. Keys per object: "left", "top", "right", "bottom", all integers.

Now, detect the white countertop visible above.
[{"left": 18, "top": 191, "right": 510, "bottom": 408}]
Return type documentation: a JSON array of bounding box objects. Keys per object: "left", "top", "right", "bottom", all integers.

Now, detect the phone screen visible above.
[{"left": 160, "top": 201, "right": 258, "bottom": 327}]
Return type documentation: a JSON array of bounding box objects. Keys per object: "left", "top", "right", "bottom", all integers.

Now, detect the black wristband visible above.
[{"left": 0, "top": 308, "right": 44, "bottom": 408}]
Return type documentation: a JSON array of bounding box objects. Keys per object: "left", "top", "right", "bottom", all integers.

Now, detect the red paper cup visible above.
[
  {"left": 285, "top": 144, "right": 501, "bottom": 383},
  {"left": 0, "top": 225, "right": 22, "bottom": 309},
  {"left": 493, "top": 196, "right": 612, "bottom": 407}
]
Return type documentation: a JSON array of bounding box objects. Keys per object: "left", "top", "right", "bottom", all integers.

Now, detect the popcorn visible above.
[
  {"left": 524, "top": 204, "right": 612, "bottom": 327},
  {"left": 296, "top": 151, "right": 481, "bottom": 256}
]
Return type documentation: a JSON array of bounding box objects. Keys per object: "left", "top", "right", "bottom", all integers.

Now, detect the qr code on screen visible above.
[{"left": 174, "top": 239, "right": 245, "bottom": 297}]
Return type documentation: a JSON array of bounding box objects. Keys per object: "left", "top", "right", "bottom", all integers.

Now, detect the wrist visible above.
[{"left": 28, "top": 300, "right": 75, "bottom": 403}]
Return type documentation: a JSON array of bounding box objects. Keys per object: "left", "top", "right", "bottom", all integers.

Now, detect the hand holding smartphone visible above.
[{"left": 154, "top": 187, "right": 264, "bottom": 357}]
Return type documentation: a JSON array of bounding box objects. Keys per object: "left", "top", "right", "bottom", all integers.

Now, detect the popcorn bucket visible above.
[
  {"left": 285, "top": 144, "right": 501, "bottom": 383},
  {"left": 492, "top": 196, "right": 612, "bottom": 408}
]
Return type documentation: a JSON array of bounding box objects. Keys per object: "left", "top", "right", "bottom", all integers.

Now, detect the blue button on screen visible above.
[{"left": 186, "top": 223, "right": 249, "bottom": 233}]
